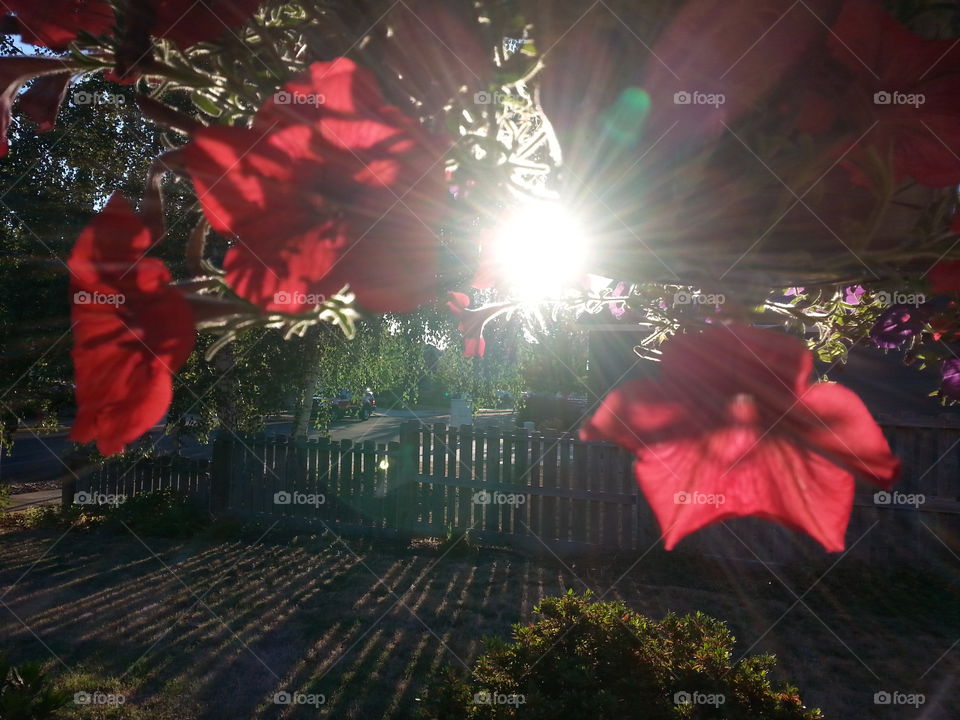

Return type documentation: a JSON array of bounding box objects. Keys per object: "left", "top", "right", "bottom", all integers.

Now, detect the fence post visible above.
[
  {"left": 210, "top": 436, "right": 232, "bottom": 513},
  {"left": 61, "top": 459, "right": 82, "bottom": 509}
]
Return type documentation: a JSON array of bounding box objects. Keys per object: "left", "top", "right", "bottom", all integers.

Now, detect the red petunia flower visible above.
[
  {"left": 69, "top": 195, "right": 195, "bottom": 456},
  {"left": 2, "top": 0, "right": 114, "bottom": 49},
  {"left": 445, "top": 291, "right": 513, "bottom": 358},
  {"left": 580, "top": 324, "right": 900, "bottom": 552},
  {"left": 827, "top": 0, "right": 960, "bottom": 187},
  {"left": 183, "top": 58, "right": 449, "bottom": 314},
  {"left": 149, "top": 0, "right": 263, "bottom": 49}
]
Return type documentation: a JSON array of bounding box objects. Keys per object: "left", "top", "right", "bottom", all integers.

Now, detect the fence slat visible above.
[
  {"left": 430, "top": 423, "right": 446, "bottom": 532},
  {"left": 572, "top": 441, "right": 589, "bottom": 545},
  {"left": 458, "top": 426, "right": 475, "bottom": 531},
  {"left": 600, "top": 444, "right": 619, "bottom": 547},
  {"left": 486, "top": 429, "right": 501, "bottom": 535},
  {"left": 541, "top": 432, "right": 559, "bottom": 542},
  {"left": 446, "top": 426, "right": 460, "bottom": 531},
  {"left": 501, "top": 430, "right": 515, "bottom": 535}
]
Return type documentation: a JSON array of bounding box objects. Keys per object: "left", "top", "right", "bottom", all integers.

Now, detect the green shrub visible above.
[
  {"left": 2, "top": 490, "right": 211, "bottom": 539},
  {"left": 418, "top": 591, "right": 822, "bottom": 720},
  {"left": 0, "top": 653, "right": 70, "bottom": 720},
  {"left": 0, "top": 505, "right": 104, "bottom": 532},
  {"left": 104, "top": 488, "right": 211, "bottom": 539}
]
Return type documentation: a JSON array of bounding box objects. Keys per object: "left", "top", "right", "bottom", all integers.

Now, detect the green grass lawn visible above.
[{"left": 0, "top": 520, "right": 958, "bottom": 719}]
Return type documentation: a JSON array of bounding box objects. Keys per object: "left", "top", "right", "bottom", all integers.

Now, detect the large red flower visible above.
[
  {"left": 580, "top": 325, "right": 899, "bottom": 552},
  {"left": 69, "top": 195, "right": 195, "bottom": 456},
  {"left": 2, "top": 0, "right": 114, "bottom": 49},
  {"left": 825, "top": 0, "right": 960, "bottom": 187},
  {"left": 183, "top": 58, "right": 448, "bottom": 314}
]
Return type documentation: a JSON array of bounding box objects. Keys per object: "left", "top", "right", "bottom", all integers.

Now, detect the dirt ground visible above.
[{"left": 0, "top": 522, "right": 958, "bottom": 719}]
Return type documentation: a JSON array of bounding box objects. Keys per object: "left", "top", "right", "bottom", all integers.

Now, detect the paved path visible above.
[{"left": 3, "top": 489, "right": 60, "bottom": 512}]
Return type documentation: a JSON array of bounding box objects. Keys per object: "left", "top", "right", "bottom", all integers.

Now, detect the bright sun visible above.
[{"left": 490, "top": 202, "right": 588, "bottom": 301}]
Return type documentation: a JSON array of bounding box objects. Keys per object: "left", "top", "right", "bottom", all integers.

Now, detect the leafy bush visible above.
[
  {"left": 0, "top": 505, "right": 103, "bottom": 532},
  {"left": 0, "top": 653, "right": 70, "bottom": 720},
  {"left": 2, "top": 489, "right": 211, "bottom": 539},
  {"left": 418, "top": 591, "right": 822, "bottom": 719},
  {"left": 104, "top": 488, "right": 211, "bottom": 539}
]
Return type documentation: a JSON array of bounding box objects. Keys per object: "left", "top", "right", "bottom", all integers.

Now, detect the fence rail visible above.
[{"left": 71, "top": 420, "right": 960, "bottom": 563}]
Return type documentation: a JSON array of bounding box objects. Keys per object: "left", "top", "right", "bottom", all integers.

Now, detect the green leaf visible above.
[{"left": 191, "top": 91, "right": 223, "bottom": 117}]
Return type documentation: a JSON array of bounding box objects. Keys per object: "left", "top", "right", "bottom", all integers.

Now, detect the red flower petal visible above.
[
  {"left": 16, "top": 71, "right": 72, "bottom": 132},
  {"left": 793, "top": 383, "right": 900, "bottom": 489},
  {"left": 150, "top": 0, "right": 262, "bottom": 49},
  {"left": 366, "top": 0, "right": 490, "bottom": 114},
  {"left": 928, "top": 259, "right": 960, "bottom": 294},
  {"left": 444, "top": 292, "right": 514, "bottom": 358},
  {"left": 3, "top": 0, "right": 114, "bottom": 48},
  {"left": 578, "top": 378, "right": 689, "bottom": 455},
  {"left": 633, "top": 429, "right": 855, "bottom": 552},
  {"left": 446, "top": 291, "right": 470, "bottom": 314},
  {"left": 68, "top": 195, "right": 195, "bottom": 455},
  {"left": 0, "top": 57, "right": 78, "bottom": 157},
  {"left": 659, "top": 324, "right": 813, "bottom": 401}
]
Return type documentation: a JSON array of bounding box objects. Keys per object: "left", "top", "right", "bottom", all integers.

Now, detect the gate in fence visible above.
[{"left": 73, "top": 418, "right": 960, "bottom": 562}]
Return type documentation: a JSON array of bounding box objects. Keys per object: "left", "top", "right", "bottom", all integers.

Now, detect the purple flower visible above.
[
  {"left": 940, "top": 358, "right": 960, "bottom": 401},
  {"left": 843, "top": 285, "right": 865, "bottom": 305},
  {"left": 784, "top": 287, "right": 804, "bottom": 296},
  {"left": 870, "top": 304, "right": 932, "bottom": 349}
]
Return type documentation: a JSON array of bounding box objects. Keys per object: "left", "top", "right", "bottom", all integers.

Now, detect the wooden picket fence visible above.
[
  {"left": 71, "top": 454, "right": 211, "bottom": 506},
  {"left": 71, "top": 418, "right": 960, "bottom": 563}
]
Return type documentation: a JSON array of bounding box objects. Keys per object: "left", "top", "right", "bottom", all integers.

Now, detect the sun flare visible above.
[{"left": 490, "top": 202, "right": 588, "bottom": 301}]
